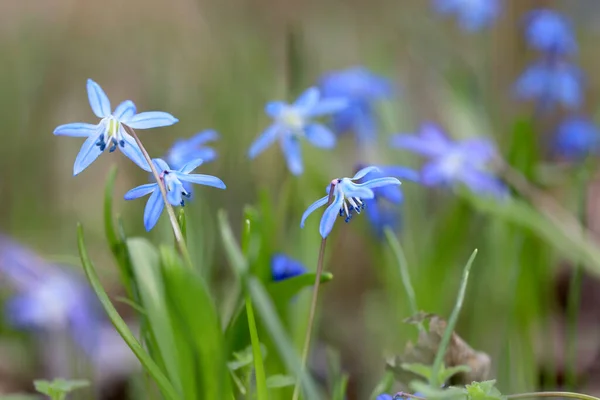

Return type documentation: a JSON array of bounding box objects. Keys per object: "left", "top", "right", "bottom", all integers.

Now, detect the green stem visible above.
[
  {"left": 430, "top": 249, "right": 478, "bottom": 387},
  {"left": 292, "top": 184, "right": 335, "bottom": 400},
  {"left": 124, "top": 125, "right": 193, "bottom": 269},
  {"left": 507, "top": 392, "right": 600, "bottom": 400}
]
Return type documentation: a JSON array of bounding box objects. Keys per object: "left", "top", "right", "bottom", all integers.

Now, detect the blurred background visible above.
[{"left": 3, "top": 0, "right": 600, "bottom": 398}]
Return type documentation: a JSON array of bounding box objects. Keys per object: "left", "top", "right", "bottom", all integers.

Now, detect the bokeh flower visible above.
[
  {"left": 391, "top": 123, "right": 506, "bottom": 197},
  {"left": 271, "top": 254, "right": 307, "bottom": 281},
  {"left": 248, "top": 87, "right": 348, "bottom": 175},
  {"left": 432, "top": 0, "right": 501, "bottom": 32},
  {"left": 53, "top": 79, "right": 178, "bottom": 175},
  {"left": 319, "top": 66, "right": 393, "bottom": 142},
  {"left": 554, "top": 116, "right": 600, "bottom": 160},
  {"left": 124, "top": 158, "right": 226, "bottom": 231},
  {"left": 525, "top": 9, "right": 576, "bottom": 55},
  {"left": 166, "top": 129, "right": 219, "bottom": 170},
  {"left": 301, "top": 166, "right": 401, "bottom": 238}
]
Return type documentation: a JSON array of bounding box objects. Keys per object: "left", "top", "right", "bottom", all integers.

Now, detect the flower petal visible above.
[
  {"left": 305, "top": 123, "right": 337, "bottom": 149},
  {"left": 178, "top": 158, "right": 204, "bottom": 174},
  {"left": 304, "top": 98, "right": 349, "bottom": 118},
  {"left": 352, "top": 166, "right": 380, "bottom": 180},
  {"left": 152, "top": 158, "right": 171, "bottom": 172},
  {"left": 120, "top": 129, "right": 151, "bottom": 172},
  {"left": 265, "top": 101, "right": 287, "bottom": 118},
  {"left": 86, "top": 79, "right": 111, "bottom": 118},
  {"left": 248, "top": 124, "right": 280, "bottom": 159},
  {"left": 53, "top": 123, "right": 99, "bottom": 137},
  {"left": 294, "top": 87, "right": 320, "bottom": 110},
  {"left": 319, "top": 195, "right": 344, "bottom": 239},
  {"left": 73, "top": 134, "right": 104, "bottom": 176},
  {"left": 189, "top": 130, "right": 219, "bottom": 145},
  {"left": 126, "top": 111, "right": 179, "bottom": 129},
  {"left": 124, "top": 183, "right": 157, "bottom": 200},
  {"left": 143, "top": 189, "right": 165, "bottom": 231},
  {"left": 175, "top": 173, "right": 226, "bottom": 189},
  {"left": 166, "top": 184, "right": 184, "bottom": 206},
  {"left": 300, "top": 195, "right": 329, "bottom": 228},
  {"left": 281, "top": 135, "right": 303, "bottom": 175},
  {"left": 113, "top": 100, "right": 137, "bottom": 121},
  {"left": 357, "top": 177, "right": 401, "bottom": 190},
  {"left": 380, "top": 166, "right": 420, "bottom": 182}
]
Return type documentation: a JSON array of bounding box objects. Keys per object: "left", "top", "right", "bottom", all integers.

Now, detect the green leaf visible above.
[
  {"left": 34, "top": 379, "right": 89, "bottom": 400},
  {"left": 76, "top": 225, "right": 180, "bottom": 400},
  {"left": 0, "top": 395, "right": 40, "bottom": 400},
  {"left": 409, "top": 381, "right": 466, "bottom": 400},
  {"left": 227, "top": 344, "right": 267, "bottom": 371},
  {"left": 401, "top": 363, "right": 433, "bottom": 381},
  {"left": 177, "top": 208, "right": 187, "bottom": 242},
  {"left": 465, "top": 380, "right": 505, "bottom": 400},
  {"left": 368, "top": 371, "right": 394, "bottom": 400},
  {"left": 267, "top": 272, "right": 333, "bottom": 308},
  {"left": 266, "top": 375, "right": 296, "bottom": 388},
  {"left": 439, "top": 365, "right": 472, "bottom": 383}
]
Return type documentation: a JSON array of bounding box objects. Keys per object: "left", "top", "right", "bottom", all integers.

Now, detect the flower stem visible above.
[
  {"left": 124, "top": 125, "right": 193, "bottom": 269},
  {"left": 507, "top": 392, "right": 600, "bottom": 400},
  {"left": 292, "top": 183, "right": 335, "bottom": 400}
]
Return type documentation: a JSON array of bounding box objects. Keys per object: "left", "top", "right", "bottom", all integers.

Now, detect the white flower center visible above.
[
  {"left": 279, "top": 108, "right": 305, "bottom": 132},
  {"left": 97, "top": 116, "right": 125, "bottom": 152}
]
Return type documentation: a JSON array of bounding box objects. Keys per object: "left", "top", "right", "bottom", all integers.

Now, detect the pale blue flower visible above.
[
  {"left": 124, "top": 158, "right": 226, "bottom": 231},
  {"left": 555, "top": 116, "right": 600, "bottom": 160},
  {"left": 54, "top": 79, "right": 178, "bottom": 175},
  {"left": 433, "top": 0, "right": 501, "bottom": 31},
  {"left": 271, "top": 254, "right": 307, "bottom": 281},
  {"left": 300, "top": 166, "right": 401, "bottom": 238},
  {"left": 166, "top": 129, "right": 219, "bottom": 170},
  {"left": 525, "top": 9, "right": 577, "bottom": 55},
  {"left": 248, "top": 87, "right": 348, "bottom": 175}
]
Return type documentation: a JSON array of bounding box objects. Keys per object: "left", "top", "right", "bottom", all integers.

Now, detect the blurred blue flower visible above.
[
  {"left": 555, "top": 116, "right": 600, "bottom": 160},
  {"left": 319, "top": 66, "right": 393, "bottom": 142},
  {"left": 432, "top": 0, "right": 501, "bottom": 32},
  {"left": 525, "top": 9, "right": 576, "bottom": 55},
  {"left": 391, "top": 123, "right": 506, "bottom": 197},
  {"left": 53, "top": 79, "right": 178, "bottom": 176},
  {"left": 124, "top": 158, "right": 226, "bottom": 231},
  {"left": 376, "top": 395, "right": 393, "bottom": 400},
  {"left": 514, "top": 60, "right": 583, "bottom": 110},
  {"left": 248, "top": 87, "right": 348, "bottom": 175},
  {"left": 271, "top": 254, "right": 307, "bottom": 281},
  {"left": 301, "top": 166, "right": 401, "bottom": 238},
  {"left": 166, "top": 129, "right": 219, "bottom": 170}
]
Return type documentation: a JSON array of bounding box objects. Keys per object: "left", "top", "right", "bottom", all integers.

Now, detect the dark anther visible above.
[
  {"left": 183, "top": 192, "right": 191, "bottom": 198},
  {"left": 344, "top": 216, "right": 351, "bottom": 223},
  {"left": 339, "top": 209, "right": 344, "bottom": 217},
  {"left": 119, "top": 140, "right": 125, "bottom": 147},
  {"left": 109, "top": 142, "right": 117, "bottom": 152},
  {"left": 180, "top": 200, "right": 185, "bottom": 207},
  {"left": 99, "top": 143, "right": 106, "bottom": 151},
  {"left": 337, "top": 179, "right": 342, "bottom": 183}
]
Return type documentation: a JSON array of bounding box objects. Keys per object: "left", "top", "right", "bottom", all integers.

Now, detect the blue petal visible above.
[
  {"left": 113, "top": 100, "right": 137, "bottom": 121},
  {"left": 120, "top": 129, "right": 151, "bottom": 172},
  {"left": 381, "top": 166, "right": 420, "bottom": 182},
  {"left": 248, "top": 124, "right": 280, "bottom": 159},
  {"left": 319, "top": 195, "right": 344, "bottom": 239},
  {"left": 152, "top": 158, "right": 171, "bottom": 172},
  {"left": 86, "top": 79, "right": 111, "bottom": 118},
  {"left": 305, "top": 124, "right": 337, "bottom": 148},
  {"left": 53, "top": 122, "right": 99, "bottom": 137},
  {"left": 265, "top": 101, "right": 287, "bottom": 118},
  {"left": 281, "top": 135, "right": 303, "bottom": 175},
  {"left": 271, "top": 254, "right": 307, "bottom": 281},
  {"left": 189, "top": 129, "right": 219, "bottom": 145},
  {"left": 294, "top": 87, "right": 320, "bottom": 110},
  {"left": 460, "top": 169, "right": 508, "bottom": 198},
  {"left": 352, "top": 166, "right": 380, "bottom": 180},
  {"left": 421, "top": 161, "right": 450, "bottom": 186},
  {"left": 73, "top": 134, "right": 104, "bottom": 176},
  {"left": 391, "top": 123, "right": 451, "bottom": 157},
  {"left": 300, "top": 195, "right": 329, "bottom": 228},
  {"left": 304, "top": 98, "right": 349, "bottom": 118},
  {"left": 124, "top": 183, "right": 157, "bottom": 200},
  {"left": 126, "top": 111, "right": 179, "bottom": 129},
  {"left": 358, "top": 177, "right": 401, "bottom": 190},
  {"left": 176, "top": 172, "right": 226, "bottom": 189},
  {"left": 178, "top": 158, "right": 204, "bottom": 174},
  {"left": 143, "top": 189, "right": 165, "bottom": 231},
  {"left": 343, "top": 185, "right": 375, "bottom": 200},
  {"left": 167, "top": 183, "right": 184, "bottom": 206}
]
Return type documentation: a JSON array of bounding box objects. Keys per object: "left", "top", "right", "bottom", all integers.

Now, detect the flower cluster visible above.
[{"left": 432, "top": 0, "right": 502, "bottom": 32}]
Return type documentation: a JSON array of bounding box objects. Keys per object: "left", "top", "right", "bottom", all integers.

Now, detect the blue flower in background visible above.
[
  {"left": 525, "top": 9, "right": 577, "bottom": 55},
  {"left": 555, "top": 116, "right": 600, "bottom": 160},
  {"left": 432, "top": 0, "right": 501, "bottom": 32},
  {"left": 53, "top": 79, "right": 178, "bottom": 176},
  {"left": 514, "top": 60, "right": 583, "bottom": 110},
  {"left": 301, "top": 166, "right": 401, "bottom": 238},
  {"left": 166, "top": 129, "right": 219, "bottom": 170},
  {"left": 391, "top": 123, "right": 506, "bottom": 197},
  {"left": 376, "top": 395, "right": 393, "bottom": 400},
  {"left": 248, "top": 87, "right": 348, "bottom": 175},
  {"left": 124, "top": 158, "right": 226, "bottom": 231},
  {"left": 319, "top": 66, "right": 393, "bottom": 142},
  {"left": 271, "top": 254, "right": 307, "bottom": 281}
]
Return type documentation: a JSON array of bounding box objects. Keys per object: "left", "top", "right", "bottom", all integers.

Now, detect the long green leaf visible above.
[{"left": 76, "top": 224, "right": 180, "bottom": 400}]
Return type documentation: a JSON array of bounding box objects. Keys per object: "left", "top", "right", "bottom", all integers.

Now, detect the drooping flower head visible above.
[
  {"left": 525, "top": 9, "right": 577, "bottom": 55},
  {"left": 554, "top": 116, "right": 600, "bottom": 160},
  {"left": 432, "top": 0, "right": 502, "bottom": 32},
  {"left": 301, "top": 166, "right": 401, "bottom": 238},
  {"left": 391, "top": 123, "right": 506, "bottom": 197},
  {"left": 271, "top": 254, "right": 307, "bottom": 282},
  {"left": 124, "top": 158, "right": 226, "bottom": 231},
  {"left": 53, "top": 79, "right": 178, "bottom": 175},
  {"left": 248, "top": 87, "right": 348, "bottom": 175},
  {"left": 166, "top": 129, "right": 219, "bottom": 170},
  {"left": 319, "top": 66, "right": 393, "bottom": 142},
  {"left": 514, "top": 60, "right": 583, "bottom": 110}
]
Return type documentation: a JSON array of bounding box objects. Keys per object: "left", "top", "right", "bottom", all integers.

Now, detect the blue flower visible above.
[
  {"left": 301, "top": 166, "right": 401, "bottom": 238},
  {"left": 124, "top": 158, "right": 226, "bottom": 231},
  {"left": 376, "top": 395, "right": 393, "bottom": 400},
  {"left": 432, "top": 0, "right": 501, "bottom": 32},
  {"left": 525, "top": 9, "right": 577, "bottom": 55},
  {"left": 555, "top": 116, "right": 600, "bottom": 160},
  {"left": 319, "top": 66, "right": 393, "bottom": 142},
  {"left": 54, "top": 79, "right": 178, "bottom": 175},
  {"left": 391, "top": 123, "right": 506, "bottom": 197},
  {"left": 166, "top": 129, "right": 219, "bottom": 170},
  {"left": 514, "top": 60, "right": 583, "bottom": 110},
  {"left": 248, "top": 87, "right": 348, "bottom": 175},
  {"left": 271, "top": 254, "right": 307, "bottom": 281}
]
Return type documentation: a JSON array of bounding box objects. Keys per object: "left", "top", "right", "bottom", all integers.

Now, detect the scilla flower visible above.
[
  {"left": 271, "top": 254, "right": 307, "bottom": 282},
  {"left": 525, "top": 9, "right": 576, "bottom": 55},
  {"left": 124, "top": 158, "right": 226, "bottom": 231},
  {"left": 54, "top": 79, "right": 178, "bottom": 175},
  {"left": 166, "top": 129, "right": 219, "bottom": 169},
  {"left": 301, "top": 166, "right": 401, "bottom": 238},
  {"left": 432, "top": 0, "right": 501, "bottom": 32},
  {"left": 555, "top": 116, "right": 600, "bottom": 160},
  {"left": 248, "top": 87, "right": 348, "bottom": 175}
]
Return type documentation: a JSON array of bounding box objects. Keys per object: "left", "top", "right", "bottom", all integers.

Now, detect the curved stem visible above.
[
  {"left": 123, "top": 125, "right": 193, "bottom": 269},
  {"left": 507, "top": 392, "right": 600, "bottom": 400}
]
